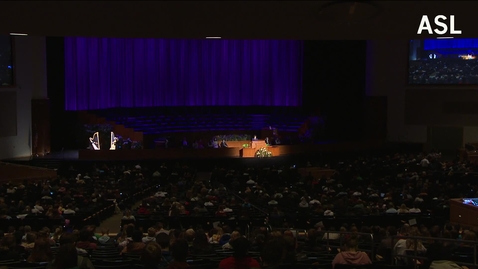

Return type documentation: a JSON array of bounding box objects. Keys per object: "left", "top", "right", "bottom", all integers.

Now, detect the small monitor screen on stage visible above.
[
  {"left": 409, "top": 38, "right": 478, "bottom": 85},
  {"left": 463, "top": 198, "right": 478, "bottom": 206}
]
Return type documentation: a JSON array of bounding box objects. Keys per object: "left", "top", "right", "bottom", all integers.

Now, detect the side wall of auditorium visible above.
[
  {"left": 367, "top": 40, "right": 478, "bottom": 149},
  {"left": 0, "top": 36, "right": 47, "bottom": 160}
]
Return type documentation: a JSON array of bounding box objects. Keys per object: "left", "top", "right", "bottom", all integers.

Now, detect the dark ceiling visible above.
[{"left": 1, "top": 1, "right": 477, "bottom": 39}]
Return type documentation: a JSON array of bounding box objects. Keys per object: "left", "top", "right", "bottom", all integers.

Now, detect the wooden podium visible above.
[{"left": 251, "top": 140, "right": 267, "bottom": 149}]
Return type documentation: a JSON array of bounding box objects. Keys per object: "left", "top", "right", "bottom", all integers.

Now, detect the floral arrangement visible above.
[
  {"left": 255, "top": 147, "right": 272, "bottom": 158},
  {"left": 214, "top": 134, "right": 252, "bottom": 141}
]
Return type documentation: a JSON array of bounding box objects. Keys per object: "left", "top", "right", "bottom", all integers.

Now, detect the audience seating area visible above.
[
  {"left": 0, "top": 163, "right": 162, "bottom": 233},
  {"left": 93, "top": 107, "right": 308, "bottom": 135},
  {"left": 1, "top": 150, "right": 477, "bottom": 269}
]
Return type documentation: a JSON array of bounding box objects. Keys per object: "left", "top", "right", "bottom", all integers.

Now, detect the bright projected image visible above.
[
  {"left": 64, "top": 38, "right": 303, "bottom": 110},
  {"left": 409, "top": 38, "right": 478, "bottom": 85}
]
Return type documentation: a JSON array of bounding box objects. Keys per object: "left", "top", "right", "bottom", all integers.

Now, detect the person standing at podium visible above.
[{"left": 252, "top": 135, "right": 261, "bottom": 149}]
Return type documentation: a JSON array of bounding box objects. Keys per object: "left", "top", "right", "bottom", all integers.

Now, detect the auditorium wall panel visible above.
[
  {"left": 426, "top": 126, "right": 464, "bottom": 150},
  {"left": 0, "top": 91, "right": 17, "bottom": 137},
  {"left": 366, "top": 40, "right": 428, "bottom": 144},
  {"left": 0, "top": 36, "right": 48, "bottom": 160},
  {"left": 31, "top": 99, "right": 51, "bottom": 156},
  {"left": 463, "top": 127, "right": 478, "bottom": 144},
  {"left": 405, "top": 89, "right": 478, "bottom": 126},
  {"left": 363, "top": 96, "right": 387, "bottom": 140}
]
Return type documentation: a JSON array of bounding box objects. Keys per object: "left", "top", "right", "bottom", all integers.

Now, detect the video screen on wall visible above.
[
  {"left": 0, "top": 35, "right": 14, "bottom": 86},
  {"left": 409, "top": 38, "right": 478, "bottom": 85}
]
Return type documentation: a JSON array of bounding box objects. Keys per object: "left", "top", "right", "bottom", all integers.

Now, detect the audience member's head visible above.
[
  {"left": 254, "top": 234, "right": 265, "bottom": 245},
  {"left": 463, "top": 230, "right": 476, "bottom": 242},
  {"left": 59, "top": 233, "right": 77, "bottom": 246},
  {"left": 261, "top": 239, "right": 287, "bottom": 267},
  {"left": 25, "top": 232, "right": 37, "bottom": 244},
  {"left": 307, "top": 229, "right": 318, "bottom": 241},
  {"left": 230, "top": 231, "right": 241, "bottom": 242},
  {"left": 23, "top": 226, "right": 31, "bottom": 234},
  {"left": 222, "top": 226, "right": 232, "bottom": 234},
  {"left": 270, "top": 231, "right": 282, "bottom": 239},
  {"left": 231, "top": 237, "right": 250, "bottom": 259},
  {"left": 147, "top": 227, "right": 156, "bottom": 238},
  {"left": 399, "top": 224, "right": 410, "bottom": 236},
  {"left": 0, "top": 234, "right": 16, "bottom": 250},
  {"left": 126, "top": 224, "right": 135, "bottom": 237},
  {"left": 170, "top": 239, "right": 189, "bottom": 262},
  {"left": 345, "top": 236, "right": 359, "bottom": 251},
  {"left": 185, "top": 229, "right": 195, "bottom": 243},
  {"left": 132, "top": 230, "right": 143, "bottom": 243},
  {"left": 193, "top": 231, "right": 209, "bottom": 248},
  {"left": 52, "top": 243, "right": 78, "bottom": 269},
  {"left": 156, "top": 233, "right": 170, "bottom": 251},
  {"left": 140, "top": 242, "right": 162, "bottom": 269},
  {"left": 27, "top": 239, "right": 52, "bottom": 263},
  {"left": 283, "top": 234, "right": 296, "bottom": 252},
  {"left": 387, "top": 226, "right": 397, "bottom": 237},
  {"left": 79, "top": 229, "right": 90, "bottom": 242}
]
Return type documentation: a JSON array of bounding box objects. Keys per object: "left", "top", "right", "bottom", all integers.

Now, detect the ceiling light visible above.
[
  {"left": 436, "top": 37, "right": 454, "bottom": 39},
  {"left": 10, "top": 33, "right": 28, "bottom": 36},
  {"left": 206, "top": 36, "right": 221, "bottom": 39}
]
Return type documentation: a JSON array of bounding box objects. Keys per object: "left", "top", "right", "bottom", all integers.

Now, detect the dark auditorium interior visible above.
[{"left": 2, "top": 1, "right": 478, "bottom": 269}]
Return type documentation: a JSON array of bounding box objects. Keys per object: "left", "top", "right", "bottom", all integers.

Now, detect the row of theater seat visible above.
[
  {"left": 120, "top": 118, "right": 303, "bottom": 134},
  {"left": 120, "top": 213, "right": 447, "bottom": 240},
  {"left": 97, "top": 111, "right": 306, "bottom": 134}
]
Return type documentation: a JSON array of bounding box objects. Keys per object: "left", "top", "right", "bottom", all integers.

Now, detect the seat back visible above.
[{"left": 335, "top": 264, "right": 374, "bottom": 269}]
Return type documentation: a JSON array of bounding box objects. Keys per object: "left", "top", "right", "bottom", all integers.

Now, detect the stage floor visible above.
[
  {"left": 2, "top": 140, "right": 384, "bottom": 162},
  {"left": 22, "top": 140, "right": 382, "bottom": 161}
]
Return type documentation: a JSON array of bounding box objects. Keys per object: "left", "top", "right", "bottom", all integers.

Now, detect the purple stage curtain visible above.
[{"left": 64, "top": 38, "right": 303, "bottom": 110}]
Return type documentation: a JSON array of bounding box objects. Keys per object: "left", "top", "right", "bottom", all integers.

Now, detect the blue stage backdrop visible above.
[{"left": 64, "top": 38, "right": 303, "bottom": 110}]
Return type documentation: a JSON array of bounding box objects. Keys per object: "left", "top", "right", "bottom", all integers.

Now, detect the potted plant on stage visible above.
[{"left": 255, "top": 147, "right": 272, "bottom": 158}]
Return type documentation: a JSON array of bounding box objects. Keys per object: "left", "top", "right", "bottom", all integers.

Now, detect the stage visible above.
[
  {"left": 76, "top": 140, "right": 384, "bottom": 161},
  {"left": 1, "top": 140, "right": 385, "bottom": 163},
  {"left": 79, "top": 146, "right": 280, "bottom": 160}
]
